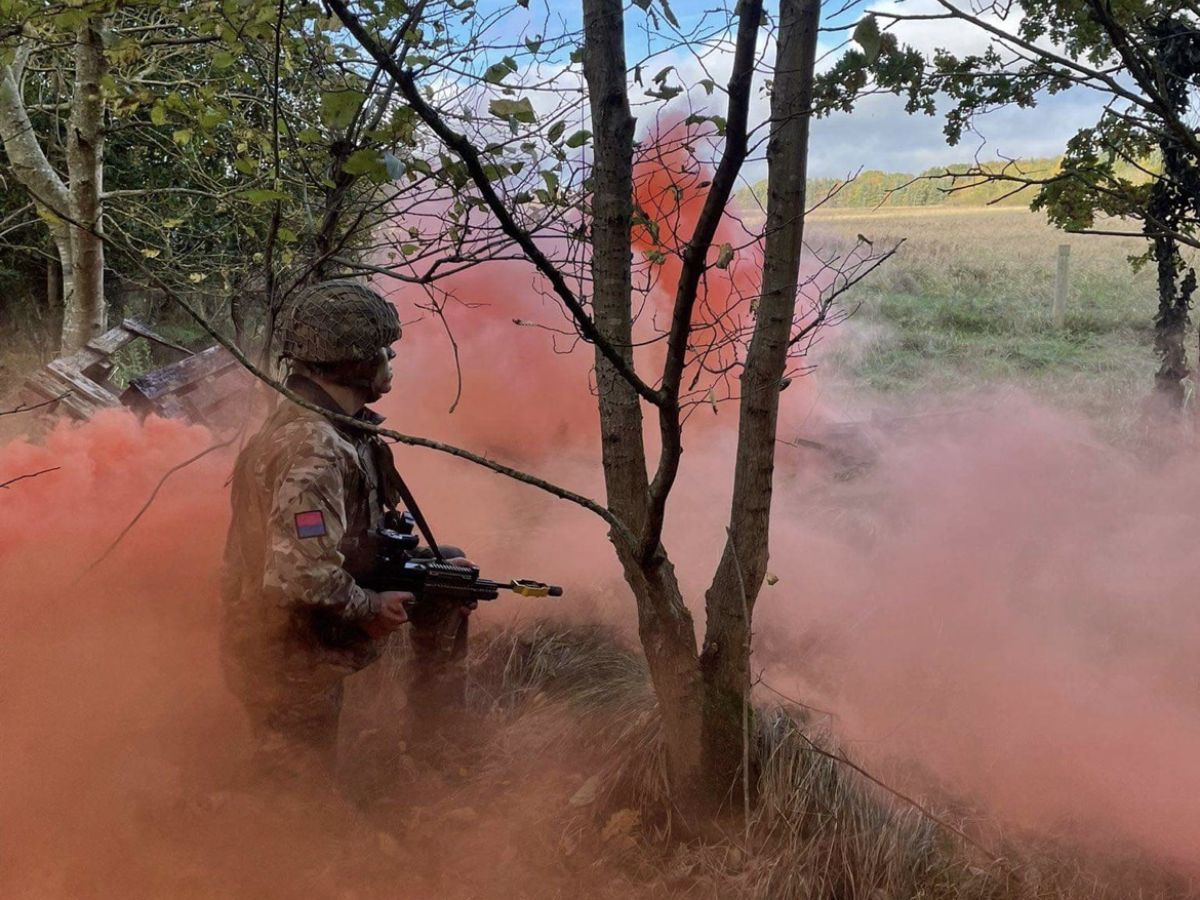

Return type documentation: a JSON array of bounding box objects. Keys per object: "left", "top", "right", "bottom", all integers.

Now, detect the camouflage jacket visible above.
[{"left": 220, "top": 375, "right": 399, "bottom": 694}]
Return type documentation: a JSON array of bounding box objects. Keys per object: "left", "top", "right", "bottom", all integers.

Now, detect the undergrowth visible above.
[{"left": 353, "top": 623, "right": 1190, "bottom": 900}]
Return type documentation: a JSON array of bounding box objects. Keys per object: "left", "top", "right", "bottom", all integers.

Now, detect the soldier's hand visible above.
[
  {"left": 445, "top": 557, "right": 475, "bottom": 569},
  {"left": 364, "top": 590, "right": 416, "bottom": 638}
]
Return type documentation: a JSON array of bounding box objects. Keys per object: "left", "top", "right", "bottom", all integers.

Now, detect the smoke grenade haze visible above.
[{"left": 3, "top": 155, "right": 1199, "bottom": 893}]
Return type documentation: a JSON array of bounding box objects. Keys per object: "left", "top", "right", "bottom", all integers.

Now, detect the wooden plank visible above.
[
  {"left": 26, "top": 371, "right": 105, "bottom": 420},
  {"left": 124, "top": 345, "right": 230, "bottom": 400},
  {"left": 1052, "top": 244, "right": 1070, "bottom": 328},
  {"left": 46, "top": 359, "right": 121, "bottom": 407},
  {"left": 85, "top": 324, "right": 139, "bottom": 356},
  {"left": 120, "top": 318, "right": 191, "bottom": 355}
]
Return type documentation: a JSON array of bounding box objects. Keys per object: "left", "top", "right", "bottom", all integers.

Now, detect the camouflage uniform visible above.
[{"left": 221, "top": 374, "right": 467, "bottom": 781}]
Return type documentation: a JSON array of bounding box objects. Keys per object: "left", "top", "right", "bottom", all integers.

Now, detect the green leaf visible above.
[
  {"left": 853, "top": 15, "right": 882, "bottom": 64},
  {"left": 646, "top": 85, "right": 682, "bottom": 101},
  {"left": 150, "top": 103, "right": 167, "bottom": 126},
  {"left": 320, "top": 89, "right": 366, "bottom": 129},
  {"left": 213, "top": 50, "right": 235, "bottom": 69},
  {"left": 488, "top": 97, "right": 536, "bottom": 124},
  {"left": 234, "top": 157, "right": 258, "bottom": 174},
  {"left": 547, "top": 120, "right": 566, "bottom": 143},
  {"left": 564, "top": 129, "right": 591, "bottom": 149},
  {"left": 198, "top": 107, "right": 224, "bottom": 129},
  {"left": 239, "top": 188, "right": 290, "bottom": 204},
  {"left": 296, "top": 127, "right": 321, "bottom": 144},
  {"left": 484, "top": 56, "right": 518, "bottom": 84},
  {"left": 715, "top": 243, "right": 734, "bottom": 269},
  {"left": 172, "top": 128, "right": 193, "bottom": 145},
  {"left": 342, "top": 148, "right": 387, "bottom": 178},
  {"left": 525, "top": 35, "right": 542, "bottom": 53}
]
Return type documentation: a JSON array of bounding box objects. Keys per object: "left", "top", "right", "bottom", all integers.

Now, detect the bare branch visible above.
[
  {"left": 324, "top": 0, "right": 661, "bottom": 407},
  {"left": 0, "top": 466, "right": 61, "bottom": 490}
]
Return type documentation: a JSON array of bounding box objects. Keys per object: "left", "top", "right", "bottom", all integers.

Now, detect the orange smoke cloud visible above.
[
  {"left": 754, "top": 396, "right": 1200, "bottom": 867},
  {"left": 5, "top": 125, "right": 1199, "bottom": 893}
]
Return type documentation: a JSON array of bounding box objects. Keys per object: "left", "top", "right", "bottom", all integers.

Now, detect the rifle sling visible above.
[{"left": 377, "top": 442, "right": 445, "bottom": 562}]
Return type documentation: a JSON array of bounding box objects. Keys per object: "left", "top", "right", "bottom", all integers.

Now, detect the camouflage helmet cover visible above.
[{"left": 278, "top": 280, "right": 401, "bottom": 363}]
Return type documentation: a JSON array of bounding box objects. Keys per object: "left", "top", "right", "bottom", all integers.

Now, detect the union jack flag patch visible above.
[{"left": 295, "top": 510, "right": 327, "bottom": 539}]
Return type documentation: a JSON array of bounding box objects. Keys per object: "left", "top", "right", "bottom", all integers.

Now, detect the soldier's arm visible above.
[{"left": 263, "top": 440, "right": 379, "bottom": 623}]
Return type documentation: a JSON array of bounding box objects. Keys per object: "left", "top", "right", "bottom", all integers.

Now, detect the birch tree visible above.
[{"left": 0, "top": 8, "right": 107, "bottom": 350}]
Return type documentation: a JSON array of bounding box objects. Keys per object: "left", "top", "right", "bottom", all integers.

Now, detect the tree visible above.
[
  {"left": 320, "top": 0, "right": 890, "bottom": 816},
  {"left": 0, "top": 4, "right": 107, "bottom": 350},
  {"left": 825, "top": 0, "right": 1200, "bottom": 407},
  {"left": 0, "top": 1, "right": 473, "bottom": 356}
]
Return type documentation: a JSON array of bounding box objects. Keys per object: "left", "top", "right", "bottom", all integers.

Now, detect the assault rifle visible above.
[
  {"left": 359, "top": 511, "right": 563, "bottom": 610},
  {"left": 314, "top": 511, "right": 563, "bottom": 648}
]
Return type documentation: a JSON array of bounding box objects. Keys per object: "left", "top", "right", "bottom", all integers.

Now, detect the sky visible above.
[{"left": 473, "top": 0, "right": 1108, "bottom": 180}]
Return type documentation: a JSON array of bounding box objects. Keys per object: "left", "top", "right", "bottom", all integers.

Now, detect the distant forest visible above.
[{"left": 741, "top": 156, "right": 1151, "bottom": 210}]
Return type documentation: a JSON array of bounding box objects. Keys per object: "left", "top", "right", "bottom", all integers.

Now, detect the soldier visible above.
[{"left": 220, "top": 279, "right": 471, "bottom": 782}]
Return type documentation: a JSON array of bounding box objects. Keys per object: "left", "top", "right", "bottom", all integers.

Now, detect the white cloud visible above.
[{"left": 807, "top": 86, "right": 1106, "bottom": 178}]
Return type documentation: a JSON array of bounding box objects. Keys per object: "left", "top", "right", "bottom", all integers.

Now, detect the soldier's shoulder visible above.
[{"left": 263, "top": 407, "right": 356, "bottom": 466}]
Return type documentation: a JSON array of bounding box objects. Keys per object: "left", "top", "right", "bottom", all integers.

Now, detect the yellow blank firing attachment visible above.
[{"left": 510, "top": 579, "right": 564, "bottom": 598}]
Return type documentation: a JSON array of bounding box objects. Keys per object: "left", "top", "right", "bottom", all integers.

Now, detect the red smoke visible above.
[{"left": 5, "top": 122, "right": 1200, "bottom": 893}]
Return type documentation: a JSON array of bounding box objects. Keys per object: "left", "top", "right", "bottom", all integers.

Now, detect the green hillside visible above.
[{"left": 741, "top": 155, "right": 1150, "bottom": 211}]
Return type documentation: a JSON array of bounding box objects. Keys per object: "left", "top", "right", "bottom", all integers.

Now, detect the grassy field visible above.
[{"left": 804, "top": 206, "right": 1168, "bottom": 428}]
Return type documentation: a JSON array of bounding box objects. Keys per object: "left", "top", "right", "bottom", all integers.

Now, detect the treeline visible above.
[{"left": 742, "top": 156, "right": 1150, "bottom": 210}]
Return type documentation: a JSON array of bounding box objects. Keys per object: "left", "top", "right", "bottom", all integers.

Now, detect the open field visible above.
[{"left": 804, "top": 206, "right": 1169, "bottom": 432}]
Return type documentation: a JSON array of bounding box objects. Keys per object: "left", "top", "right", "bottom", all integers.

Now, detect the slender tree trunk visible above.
[
  {"left": 47, "top": 256, "right": 62, "bottom": 309},
  {"left": 0, "top": 28, "right": 106, "bottom": 353},
  {"left": 700, "top": 0, "right": 821, "bottom": 804},
  {"left": 1150, "top": 233, "right": 1193, "bottom": 407},
  {"left": 63, "top": 20, "right": 107, "bottom": 349},
  {"left": 581, "top": 0, "right": 704, "bottom": 799},
  {"left": 1146, "top": 16, "right": 1196, "bottom": 409}
]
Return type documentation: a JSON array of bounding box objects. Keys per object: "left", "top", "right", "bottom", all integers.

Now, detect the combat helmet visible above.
[{"left": 278, "top": 279, "right": 401, "bottom": 363}]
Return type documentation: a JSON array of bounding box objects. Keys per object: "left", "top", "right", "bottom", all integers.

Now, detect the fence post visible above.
[{"left": 1053, "top": 244, "right": 1070, "bottom": 328}]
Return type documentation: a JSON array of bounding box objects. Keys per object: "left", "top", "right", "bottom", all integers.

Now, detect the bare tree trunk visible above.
[
  {"left": 700, "top": 0, "right": 821, "bottom": 804},
  {"left": 1150, "top": 234, "right": 1193, "bottom": 407},
  {"left": 0, "top": 47, "right": 76, "bottom": 350},
  {"left": 0, "top": 28, "right": 106, "bottom": 353},
  {"left": 46, "top": 256, "right": 61, "bottom": 310},
  {"left": 63, "top": 20, "right": 107, "bottom": 349},
  {"left": 581, "top": 0, "right": 704, "bottom": 798}
]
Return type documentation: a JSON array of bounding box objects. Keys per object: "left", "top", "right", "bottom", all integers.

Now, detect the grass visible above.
[
  {"left": 345, "top": 624, "right": 1190, "bottom": 900},
  {"left": 803, "top": 206, "right": 1169, "bottom": 430}
]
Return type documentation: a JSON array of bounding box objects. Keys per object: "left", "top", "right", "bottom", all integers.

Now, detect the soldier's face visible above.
[{"left": 369, "top": 345, "right": 395, "bottom": 399}]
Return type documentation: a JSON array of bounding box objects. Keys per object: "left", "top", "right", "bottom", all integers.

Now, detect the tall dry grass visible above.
[{"left": 349, "top": 624, "right": 1192, "bottom": 900}]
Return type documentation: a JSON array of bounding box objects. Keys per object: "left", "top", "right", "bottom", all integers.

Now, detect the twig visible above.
[
  {"left": 0, "top": 391, "right": 71, "bottom": 417},
  {"left": 0, "top": 466, "right": 60, "bottom": 490},
  {"left": 73, "top": 431, "right": 240, "bottom": 581},
  {"left": 757, "top": 677, "right": 838, "bottom": 721},
  {"left": 790, "top": 724, "right": 1003, "bottom": 865},
  {"left": 14, "top": 183, "right": 638, "bottom": 553}
]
